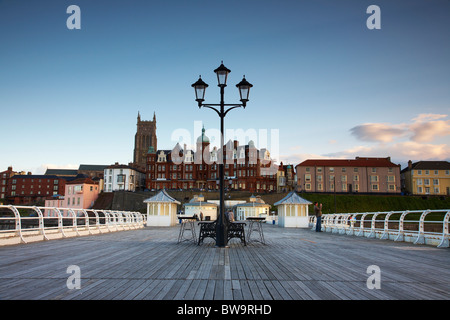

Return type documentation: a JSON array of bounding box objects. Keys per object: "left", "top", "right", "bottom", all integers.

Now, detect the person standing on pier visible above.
[{"left": 314, "top": 202, "right": 322, "bottom": 232}]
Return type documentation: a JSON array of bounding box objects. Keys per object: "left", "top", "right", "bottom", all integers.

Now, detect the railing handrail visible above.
[
  {"left": 0, "top": 205, "right": 147, "bottom": 245},
  {"left": 309, "top": 209, "right": 449, "bottom": 248}
]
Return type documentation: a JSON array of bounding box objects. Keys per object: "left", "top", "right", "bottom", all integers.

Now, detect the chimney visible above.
[{"left": 408, "top": 160, "right": 412, "bottom": 170}]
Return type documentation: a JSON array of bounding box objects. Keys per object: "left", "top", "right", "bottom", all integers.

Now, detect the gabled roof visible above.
[
  {"left": 274, "top": 191, "right": 312, "bottom": 206},
  {"left": 406, "top": 161, "right": 450, "bottom": 171},
  {"left": 143, "top": 189, "right": 180, "bottom": 204}
]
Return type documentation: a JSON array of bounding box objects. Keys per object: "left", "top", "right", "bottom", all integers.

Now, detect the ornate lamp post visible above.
[{"left": 192, "top": 62, "right": 253, "bottom": 247}]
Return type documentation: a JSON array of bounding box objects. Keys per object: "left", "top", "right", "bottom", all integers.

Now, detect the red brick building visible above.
[
  {"left": 6, "top": 174, "right": 70, "bottom": 205},
  {"left": 146, "top": 128, "right": 277, "bottom": 192}
]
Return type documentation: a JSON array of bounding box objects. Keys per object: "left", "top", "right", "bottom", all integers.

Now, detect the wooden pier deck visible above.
[{"left": 0, "top": 224, "right": 449, "bottom": 302}]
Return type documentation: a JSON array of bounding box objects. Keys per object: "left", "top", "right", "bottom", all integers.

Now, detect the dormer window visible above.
[{"left": 157, "top": 151, "right": 167, "bottom": 162}]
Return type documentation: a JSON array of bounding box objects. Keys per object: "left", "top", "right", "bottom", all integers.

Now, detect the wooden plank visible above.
[{"left": 0, "top": 225, "right": 449, "bottom": 300}]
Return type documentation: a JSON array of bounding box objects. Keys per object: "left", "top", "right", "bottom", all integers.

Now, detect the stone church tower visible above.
[{"left": 133, "top": 112, "right": 157, "bottom": 170}]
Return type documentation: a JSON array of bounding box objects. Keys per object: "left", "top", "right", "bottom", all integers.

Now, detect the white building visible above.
[
  {"left": 144, "top": 189, "right": 180, "bottom": 227},
  {"left": 233, "top": 195, "right": 271, "bottom": 221},
  {"left": 103, "top": 163, "right": 145, "bottom": 192},
  {"left": 274, "top": 191, "right": 312, "bottom": 228},
  {"left": 183, "top": 194, "right": 218, "bottom": 221}
]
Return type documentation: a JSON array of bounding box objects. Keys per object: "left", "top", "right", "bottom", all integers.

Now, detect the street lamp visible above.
[{"left": 191, "top": 61, "right": 253, "bottom": 247}]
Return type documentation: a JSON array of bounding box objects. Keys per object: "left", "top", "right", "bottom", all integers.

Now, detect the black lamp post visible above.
[{"left": 192, "top": 61, "right": 253, "bottom": 247}]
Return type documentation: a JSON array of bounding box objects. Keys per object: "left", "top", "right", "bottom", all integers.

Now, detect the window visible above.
[
  {"left": 372, "top": 184, "right": 379, "bottom": 191},
  {"left": 433, "top": 179, "right": 439, "bottom": 185},
  {"left": 305, "top": 174, "right": 311, "bottom": 182},
  {"left": 387, "top": 176, "right": 395, "bottom": 182}
]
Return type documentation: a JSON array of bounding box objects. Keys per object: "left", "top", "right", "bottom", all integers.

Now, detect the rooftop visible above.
[{"left": 297, "top": 157, "right": 400, "bottom": 168}]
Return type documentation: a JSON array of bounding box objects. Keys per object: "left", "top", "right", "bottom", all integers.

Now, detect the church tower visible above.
[{"left": 133, "top": 111, "right": 157, "bottom": 170}]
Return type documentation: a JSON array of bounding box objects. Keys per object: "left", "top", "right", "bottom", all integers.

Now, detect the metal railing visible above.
[
  {"left": 309, "top": 209, "right": 450, "bottom": 248},
  {"left": 0, "top": 205, "right": 147, "bottom": 245}
]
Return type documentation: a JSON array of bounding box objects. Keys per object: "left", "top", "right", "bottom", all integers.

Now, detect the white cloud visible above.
[
  {"left": 283, "top": 113, "right": 450, "bottom": 167},
  {"left": 409, "top": 118, "right": 450, "bottom": 142},
  {"left": 34, "top": 164, "right": 79, "bottom": 175},
  {"left": 350, "top": 123, "right": 407, "bottom": 142}
]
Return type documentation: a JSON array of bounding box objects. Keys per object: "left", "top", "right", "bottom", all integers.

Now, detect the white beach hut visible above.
[
  {"left": 144, "top": 189, "right": 181, "bottom": 226},
  {"left": 274, "top": 191, "right": 312, "bottom": 228}
]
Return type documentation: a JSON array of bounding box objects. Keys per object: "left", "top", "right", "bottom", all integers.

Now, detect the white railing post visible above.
[
  {"left": 437, "top": 210, "right": 450, "bottom": 248},
  {"left": 394, "top": 210, "right": 409, "bottom": 242},
  {"left": 380, "top": 211, "right": 395, "bottom": 240},
  {"left": 346, "top": 213, "right": 358, "bottom": 236},
  {"left": 356, "top": 213, "right": 369, "bottom": 237},
  {"left": 367, "top": 212, "right": 381, "bottom": 239},
  {"left": 414, "top": 210, "right": 430, "bottom": 245},
  {"left": 9, "top": 205, "right": 26, "bottom": 243},
  {"left": 33, "top": 206, "right": 48, "bottom": 241}
]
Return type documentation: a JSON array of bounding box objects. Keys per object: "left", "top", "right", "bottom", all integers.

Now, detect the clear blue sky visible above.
[{"left": 1, "top": 0, "right": 449, "bottom": 174}]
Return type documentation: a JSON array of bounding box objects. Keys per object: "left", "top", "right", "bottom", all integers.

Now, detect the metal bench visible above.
[{"left": 198, "top": 217, "right": 246, "bottom": 246}]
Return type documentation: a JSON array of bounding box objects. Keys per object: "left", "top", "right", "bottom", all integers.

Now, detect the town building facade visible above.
[
  {"left": 1, "top": 166, "right": 17, "bottom": 201},
  {"left": 401, "top": 160, "right": 450, "bottom": 196},
  {"left": 295, "top": 157, "right": 401, "bottom": 194},
  {"left": 6, "top": 174, "right": 70, "bottom": 204},
  {"left": 145, "top": 128, "right": 277, "bottom": 193},
  {"left": 103, "top": 163, "right": 145, "bottom": 192}
]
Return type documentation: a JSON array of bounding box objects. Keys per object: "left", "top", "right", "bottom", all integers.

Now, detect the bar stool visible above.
[
  {"left": 246, "top": 217, "right": 266, "bottom": 244},
  {"left": 177, "top": 216, "right": 198, "bottom": 244}
]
